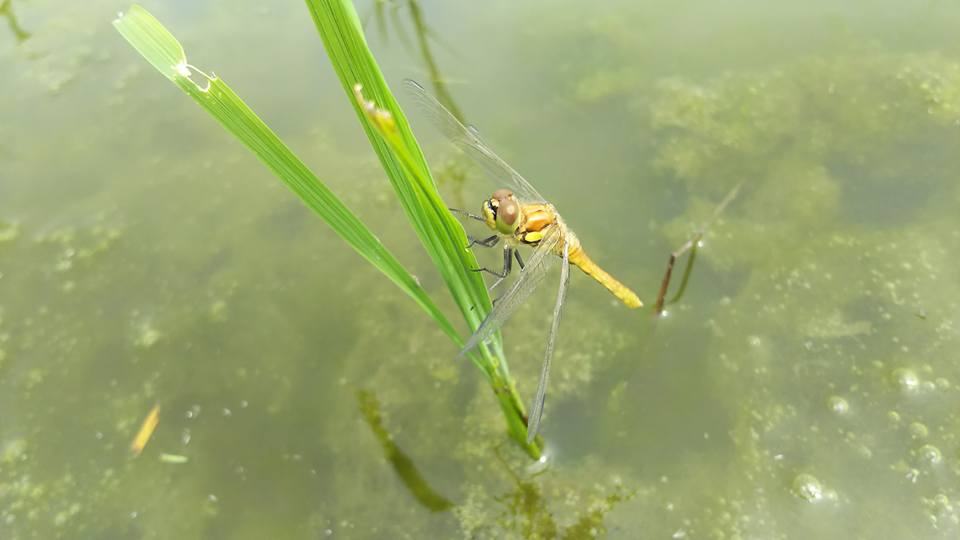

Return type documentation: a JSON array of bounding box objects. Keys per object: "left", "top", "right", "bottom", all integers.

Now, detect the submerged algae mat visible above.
[
  {"left": 3, "top": 47, "right": 959, "bottom": 539},
  {"left": 624, "top": 51, "right": 960, "bottom": 538}
]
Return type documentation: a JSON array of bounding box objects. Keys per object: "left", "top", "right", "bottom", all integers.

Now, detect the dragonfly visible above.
[{"left": 405, "top": 80, "right": 643, "bottom": 443}]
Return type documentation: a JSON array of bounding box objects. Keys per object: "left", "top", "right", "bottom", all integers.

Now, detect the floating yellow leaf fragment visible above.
[{"left": 130, "top": 404, "right": 160, "bottom": 456}]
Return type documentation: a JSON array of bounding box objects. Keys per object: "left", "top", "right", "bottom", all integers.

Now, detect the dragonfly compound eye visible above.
[{"left": 495, "top": 198, "right": 520, "bottom": 234}]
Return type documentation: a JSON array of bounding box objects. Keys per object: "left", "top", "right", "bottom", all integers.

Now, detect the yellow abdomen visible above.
[{"left": 569, "top": 246, "right": 643, "bottom": 308}]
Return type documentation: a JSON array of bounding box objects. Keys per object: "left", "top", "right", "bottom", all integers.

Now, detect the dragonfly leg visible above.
[
  {"left": 487, "top": 247, "right": 515, "bottom": 292},
  {"left": 467, "top": 234, "right": 500, "bottom": 249},
  {"left": 449, "top": 207, "right": 486, "bottom": 222},
  {"left": 472, "top": 245, "right": 513, "bottom": 280},
  {"left": 513, "top": 249, "right": 525, "bottom": 270}
]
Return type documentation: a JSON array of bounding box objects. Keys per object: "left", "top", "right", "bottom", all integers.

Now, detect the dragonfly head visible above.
[{"left": 483, "top": 189, "right": 521, "bottom": 235}]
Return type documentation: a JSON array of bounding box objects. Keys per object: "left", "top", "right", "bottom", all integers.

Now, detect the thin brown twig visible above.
[{"left": 654, "top": 180, "right": 744, "bottom": 315}]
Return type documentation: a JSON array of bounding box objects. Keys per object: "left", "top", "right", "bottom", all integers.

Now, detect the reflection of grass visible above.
[
  {"left": 356, "top": 390, "right": 453, "bottom": 512},
  {"left": 367, "top": 0, "right": 471, "bottom": 206},
  {"left": 455, "top": 445, "right": 632, "bottom": 538},
  {"left": 369, "top": 0, "right": 466, "bottom": 123},
  {"left": 113, "top": 3, "right": 541, "bottom": 458},
  {"left": 0, "top": 0, "right": 31, "bottom": 43}
]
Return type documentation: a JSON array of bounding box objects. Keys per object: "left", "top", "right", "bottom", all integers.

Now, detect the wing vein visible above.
[{"left": 404, "top": 79, "right": 545, "bottom": 203}]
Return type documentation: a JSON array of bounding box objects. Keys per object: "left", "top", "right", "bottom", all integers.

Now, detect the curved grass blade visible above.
[{"left": 112, "top": 5, "right": 459, "bottom": 345}]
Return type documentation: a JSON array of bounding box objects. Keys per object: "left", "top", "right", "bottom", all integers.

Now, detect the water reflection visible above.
[
  {"left": 356, "top": 389, "right": 454, "bottom": 512},
  {"left": 369, "top": 0, "right": 465, "bottom": 122},
  {"left": 357, "top": 388, "right": 630, "bottom": 534},
  {"left": 654, "top": 181, "right": 743, "bottom": 314},
  {"left": 0, "top": 0, "right": 30, "bottom": 43},
  {"left": 368, "top": 0, "right": 470, "bottom": 205},
  {"left": 488, "top": 446, "right": 631, "bottom": 538}
]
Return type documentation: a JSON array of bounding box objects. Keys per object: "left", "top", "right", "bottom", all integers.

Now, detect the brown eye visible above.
[{"left": 499, "top": 199, "right": 518, "bottom": 226}]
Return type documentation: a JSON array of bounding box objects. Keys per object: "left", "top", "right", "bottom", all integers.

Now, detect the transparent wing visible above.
[
  {"left": 458, "top": 228, "right": 562, "bottom": 357},
  {"left": 526, "top": 238, "right": 570, "bottom": 443},
  {"left": 404, "top": 79, "right": 546, "bottom": 203}
]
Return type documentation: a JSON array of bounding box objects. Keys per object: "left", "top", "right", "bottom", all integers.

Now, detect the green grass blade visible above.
[
  {"left": 112, "top": 5, "right": 459, "bottom": 345},
  {"left": 304, "top": 0, "right": 541, "bottom": 456},
  {"left": 303, "top": 0, "right": 493, "bottom": 342}
]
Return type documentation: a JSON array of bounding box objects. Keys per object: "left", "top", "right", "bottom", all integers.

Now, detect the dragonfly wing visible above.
[
  {"left": 404, "top": 79, "right": 546, "bottom": 203},
  {"left": 458, "top": 228, "right": 562, "bottom": 357},
  {"left": 526, "top": 237, "right": 570, "bottom": 443}
]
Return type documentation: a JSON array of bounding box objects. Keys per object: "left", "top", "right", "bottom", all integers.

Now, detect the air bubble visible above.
[
  {"left": 792, "top": 473, "right": 828, "bottom": 502},
  {"left": 891, "top": 368, "right": 919, "bottom": 392},
  {"left": 916, "top": 444, "right": 942, "bottom": 466},
  {"left": 909, "top": 422, "right": 929, "bottom": 439},
  {"left": 827, "top": 396, "right": 849, "bottom": 415}
]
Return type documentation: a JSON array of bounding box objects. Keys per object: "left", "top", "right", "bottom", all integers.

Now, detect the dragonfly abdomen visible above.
[{"left": 568, "top": 246, "right": 643, "bottom": 308}]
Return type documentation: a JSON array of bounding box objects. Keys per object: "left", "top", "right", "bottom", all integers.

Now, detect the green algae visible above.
[
  {"left": 3, "top": 0, "right": 960, "bottom": 538},
  {"left": 633, "top": 50, "right": 960, "bottom": 538}
]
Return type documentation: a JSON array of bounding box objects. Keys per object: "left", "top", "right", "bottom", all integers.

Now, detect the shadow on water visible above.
[{"left": 0, "top": 0, "right": 30, "bottom": 43}]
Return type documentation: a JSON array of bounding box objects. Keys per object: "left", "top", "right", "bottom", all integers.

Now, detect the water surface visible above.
[{"left": 2, "top": 0, "right": 959, "bottom": 538}]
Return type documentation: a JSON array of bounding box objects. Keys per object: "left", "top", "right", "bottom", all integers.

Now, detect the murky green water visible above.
[{"left": 3, "top": 0, "right": 960, "bottom": 538}]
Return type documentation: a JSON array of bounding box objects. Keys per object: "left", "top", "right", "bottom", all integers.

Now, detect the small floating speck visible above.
[
  {"left": 159, "top": 453, "right": 188, "bottom": 464},
  {"left": 906, "top": 468, "right": 920, "bottom": 483},
  {"left": 185, "top": 404, "right": 201, "bottom": 420}
]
